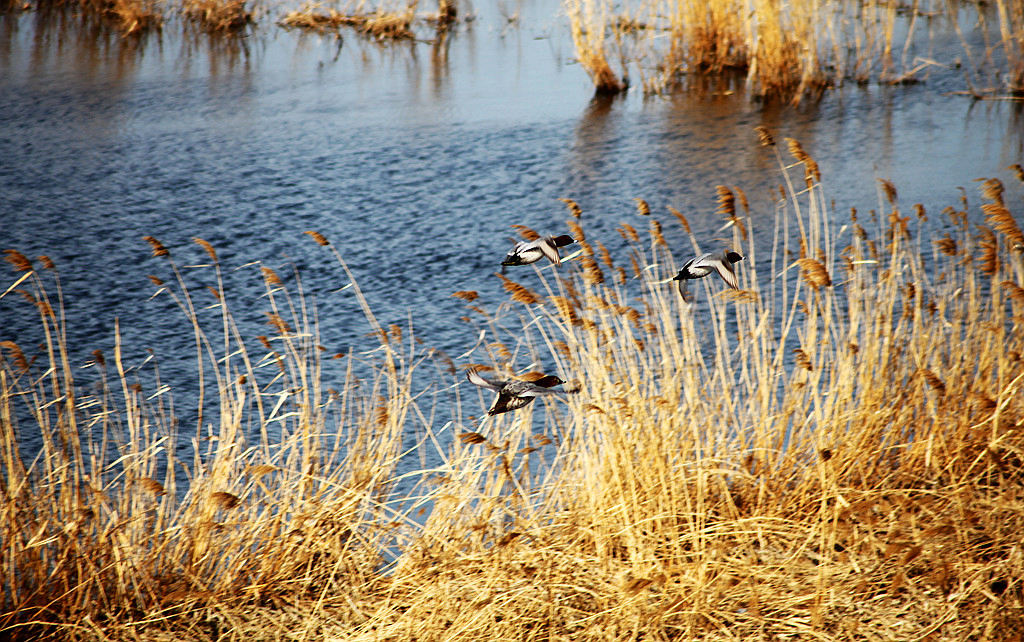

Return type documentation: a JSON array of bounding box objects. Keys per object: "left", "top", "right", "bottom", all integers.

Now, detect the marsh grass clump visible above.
[
  {"left": 182, "top": 0, "right": 253, "bottom": 32},
  {"left": 281, "top": 0, "right": 425, "bottom": 40},
  {"left": 4, "top": 134, "right": 1024, "bottom": 639},
  {"left": 567, "top": 0, "right": 1024, "bottom": 101}
]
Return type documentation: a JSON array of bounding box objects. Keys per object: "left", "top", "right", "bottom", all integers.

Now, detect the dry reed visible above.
[{"left": 4, "top": 131, "right": 1024, "bottom": 640}]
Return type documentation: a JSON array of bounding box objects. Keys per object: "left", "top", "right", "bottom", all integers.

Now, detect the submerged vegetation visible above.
[{"left": 3, "top": 133, "right": 1024, "bottom": 639}]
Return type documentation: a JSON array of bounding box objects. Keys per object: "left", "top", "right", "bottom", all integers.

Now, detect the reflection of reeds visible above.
[{"left": 4, "top": 134, "right": 1024, "bottom": 639}]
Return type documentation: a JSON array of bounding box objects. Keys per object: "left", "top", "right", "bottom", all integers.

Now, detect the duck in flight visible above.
[
  {"left": 466, "top": 367, "right": 577, "bottom": 415},
  {"left": 501, "top": 235, "right": 576, "bottom": 272},
  {"left": 672, "top": 250, "right": 744, "bottom": 300}
]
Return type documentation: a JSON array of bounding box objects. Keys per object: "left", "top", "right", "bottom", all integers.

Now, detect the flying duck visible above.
[
  {"left": 672, "top": 250, "right": 744, "bottom": 299},
  {"left": 501, "top": 235, "right": 576, "bottom": 271},
  {"left": 466, "top": 367, "right": 576, "bottom": 415}
]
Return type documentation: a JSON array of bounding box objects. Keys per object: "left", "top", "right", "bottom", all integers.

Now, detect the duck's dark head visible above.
[
  {"left": 726, "top": 251, "right": 744, "bottom": 263},
  {"left": 533, "top": 375, "right": 565, "bottom": 388},
  {"left": 551, "top": 235, "right": 575, "bottom": 248}
]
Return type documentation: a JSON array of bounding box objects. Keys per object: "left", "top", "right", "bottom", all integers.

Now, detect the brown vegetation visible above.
[{"left": 3, "top": 133, "right": 1024, "bottom": 639}]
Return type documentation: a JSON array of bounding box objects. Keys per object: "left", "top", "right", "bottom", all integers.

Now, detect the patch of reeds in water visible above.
[
  {"left": 565, "top": 0, "right": 1024, "bottom": 101},
  {"left": 3, "top": 132, "right": 1024, "bottom": 639}
]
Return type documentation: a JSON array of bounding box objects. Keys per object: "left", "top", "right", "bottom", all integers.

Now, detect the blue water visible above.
[{"left": 1, "top": 2, "right": 1022, "bottom": 472}]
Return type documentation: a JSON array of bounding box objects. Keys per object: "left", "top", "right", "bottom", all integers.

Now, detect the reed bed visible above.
[
  {"left": 3, "top": 132, "right": 1024, "bottom": 640},
  {"left": 565, "top": 0, "right": 1024, "bottom": 100}
]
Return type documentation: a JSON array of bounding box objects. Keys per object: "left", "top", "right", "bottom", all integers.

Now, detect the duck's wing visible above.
[
  {"left": 489, "top": 393, "right": 536, "bottom": 415},
  {"left": 676, "top": 279, "right": 694, "bottom": 302},
  {"left": 538, "top": 238, "right": 562, "bottom": 265},
  {"left": 711, "top": 257, "right": 740, "bottom": 289},
  {"left": 466, "top": 368, "right": 505, "bottom": 391}
]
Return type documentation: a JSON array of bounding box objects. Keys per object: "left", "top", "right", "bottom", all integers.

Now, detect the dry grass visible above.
[
  {"left": 182, "top": 0, "right": 253, "bottom": 33},
  {"left": 281, "top": 0, "right": 417, "bottom": 40},
  {"left": 79, "top": 0, "right": 164, "bottom": 35},
  {"left": 565, "top": 0, "right": 1024, "bottom": 101},
  {"left": 4, "top": 132, "right": 1024, "bottom": 640}
]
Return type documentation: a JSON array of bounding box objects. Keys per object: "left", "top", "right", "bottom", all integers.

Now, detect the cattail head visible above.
[
  {"left": 193, "top": 237, "right": 217, "bottom": 261},
  {"left": 305, "top": 231, "right": 330, "bottom": 246},
  {"left": 559, "top": 198, "right": 583, "bottom": 218},
  {"left": 143, "top": 236, "right": 169, "bottom": 258},
  {"left": 754, "top": 126, "right": 776, "bottom": 147},
  {"left": 634, "top": 198, "right": 650, "bottom": 216},
  {"left": 3, "top": 250, "right": 32, "bottom": 272},
  {"left": 92, "top": 349, "right": 106, "bottom": 368}
]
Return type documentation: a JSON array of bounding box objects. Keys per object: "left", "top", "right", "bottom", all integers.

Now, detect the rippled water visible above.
[{"left": 1, "top": 2, "right": 1022, "bottom": 463}]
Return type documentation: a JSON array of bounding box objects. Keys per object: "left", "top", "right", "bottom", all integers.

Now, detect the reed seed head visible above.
[
  {"left": 92, "top": 349, "right": 106, "bottom": 368},
  {"left": 982, "top": 202, "right": 1024, "bottom": 248},
  {"left": 193, "top": 237, "right": 217, "bottom": 261},
  {"left": 459, "top": 432, "right": 487, "bottom": 445},
  {"left": 1002, "top": 281, "right": 1024, "bottom": 305},
  {"left": 559, "top": 198, "right": 583, "bottom": 218},
  {"left": 452, "top": 290, "right": 479, "bottom": 302},
  {"left": 305, "top": 230, "right": 330, "bottom": 246},
  {"left": 211, "top": 491, "right": 240, "bottom": 510},
  {"left": 567, "top": 220, "right": 586, "bottom": 243},
  {"left": 918, "top": 369, "right": 946, "bottom": 397},
  {"left": 878, "top": 179, "right": 898, "bottom": 205},
  {"left": 261, "top": 266, "right": 283, "bottom": 287},
  {"left": 581, "top": 257, "right": 605, "bottom": 284},
  {"left": 497, "top": 274, "right": 541, "bottom": 305},
  {"left": 650, "top": 220, "right": 666, "bottom": 247},
  {"left": 793, "top": 348, "right": 813, "bottom": 371},
  {"left": 0, "top": 340, "right": 29, "bottom": 373},
  {"left": 138, "top": 477, "right": 166, "bottom": 496},
  {"left": 143, "top": 236, "right": 169, "bottom": 257},
  {"left": 797, "top": 258, "right": 832, "bottom": 289},
  {"left": 511, "top": 225, "right": 541, "bottom": 241},
  {"left": 38, "top": 255, "right": 55, "bottom": 270},
  {"left": 668, "top": 206, "right": 691, "bottom": 235},
  {"left": 754, "top": 126, "right": 776, "bottom": 147},
  {"left": 634, "top": 198, "right": 651, "bottom": 216},
  {"left": 716, "top": 185, "right": 736, "bottom": 218},
  {"left": 4, "top": 249, "right": 32, "bottom": 272},
  {"left": 1008, "top": 163, "right": 1024, "bottom": 183}
]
